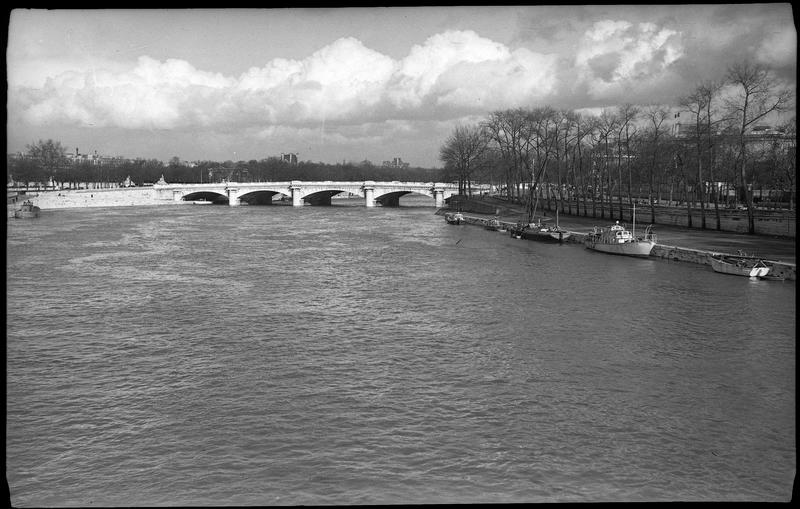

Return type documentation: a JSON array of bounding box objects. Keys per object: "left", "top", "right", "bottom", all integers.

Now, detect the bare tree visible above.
[
  {"left": 522, "top": 106, "right": 561, "bottom": 222},
  {"left": 642, "top": 105, "right": 672, "bottom": 224},
  {"left": 615, "top": 104, "right": 639, "bottom": 222},
  {"left": 696, "top": 81, "right": 729, "bottom": 230},
  {"left": 725, "top": 61, "right": 792, "bottom": 233},
  {"left": 574, "top": 114, "right": 598, "bottom": 217},
  {"left": 25, "top": 139, "right": 68, "bottom": 187},
  {"left": 557, "top": 110, "right": 581, "bottom": 215},
  {"left": 590, "top": 110, "right": 619, "bottom": 220},
  {"left": 483, "top": 109, "right": 528, "bottom": 202},
  {"left": 439, "top": 124, "right": 489, "bottom": 196},
  {"left": 679, "top": 86, "right": 711, "bottom": 228}
]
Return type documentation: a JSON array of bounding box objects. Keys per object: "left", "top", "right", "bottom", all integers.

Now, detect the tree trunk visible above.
[{"left": 740, "top": 143, "right": 756, "bottom": 234}]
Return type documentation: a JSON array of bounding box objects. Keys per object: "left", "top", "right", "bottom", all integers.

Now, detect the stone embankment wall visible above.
[
  {"left": 9, "top": 187, "right": 173, "bottom": 210},
  {"left": 540, "top": 203, "right": 796, "bottom": 239},
  {"left": 448, "top": 197, "right": 796, "bottom": 238}
]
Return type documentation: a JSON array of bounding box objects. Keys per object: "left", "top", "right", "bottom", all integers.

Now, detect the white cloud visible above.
[
  {"left": 8, "top": 30, "right": 565, "bottom": 132},
  {"left": 575, "top": 20, "right": 684, "bottom": 100},
  {"left": 387, "top": 30, "right": 511, "bottom": 108},
  {"left": 433, "top": 47, "right": 559, "bottom": 110}
]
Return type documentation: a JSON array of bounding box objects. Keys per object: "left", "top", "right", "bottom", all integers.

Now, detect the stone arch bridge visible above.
[{"left": 153, "top": 180, "right": 464, "bottom": 207}]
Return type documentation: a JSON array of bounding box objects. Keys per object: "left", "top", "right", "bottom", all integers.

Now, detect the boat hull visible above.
[
  {"left": 13, "top": 210, "right": 40, "bottom": 218},
  {"left": 586, "top": 240, "right": 655, "bottom": 257},
  {"left": 13, "top": 207, "right": 40, "bottom": 218},
  {"left": 710, "top": 257, "right": 771, "bottom": 277},
  {"left": 522, "top": 230, "right": 571, "bottom": 243}
]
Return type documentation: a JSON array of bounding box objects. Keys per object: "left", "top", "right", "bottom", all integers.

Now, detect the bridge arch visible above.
[
  {"left": 372, "top": 190, "right": 434, "bottom": 207},
  {"left": 237, "top": 189, "right": 290, "bottom": 205},
  {"left": 301, "top": 189, "right": 355, "bottom": 206},
  {"left": 182, "top": 191, "right": 227, "bottom": 203}
]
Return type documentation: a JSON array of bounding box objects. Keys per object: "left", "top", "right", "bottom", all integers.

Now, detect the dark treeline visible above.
[
  {"left": 439, "top": 61, "right": 796, "bottom": 234},
  {"left": 7, "top": 145, "right": 445, "bottom": 189}
]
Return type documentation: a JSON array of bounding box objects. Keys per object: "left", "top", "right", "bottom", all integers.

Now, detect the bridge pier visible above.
[
  {"left": 434, "top": 188, "right": 445, "bottom": 208},
  {"left": 173, "top": 190, "right": 184, "bottom": 202},
  {"left": 363, "top": 181, "right": 375, "bottom": 207},
  {"left": 227, "top": 187, "right": 240, "bottom": 206},
  {"left": 290, "top": 181, "right": 303, "bottom": 207}
]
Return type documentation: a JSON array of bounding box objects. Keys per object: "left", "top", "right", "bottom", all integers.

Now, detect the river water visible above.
[{"left": 6, "top": 198, "right": 795, "bottom": 504}]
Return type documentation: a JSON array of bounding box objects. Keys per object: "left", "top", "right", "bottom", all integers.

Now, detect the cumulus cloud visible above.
[
  {"left": 574, "top": 20, "right": 683, "bottom": 100},
  {"left": 12, "top": 56, "right": 234, "bottom": 130},
  {"left": 8, "top": 30, "right": 562, "bottom": 132}
]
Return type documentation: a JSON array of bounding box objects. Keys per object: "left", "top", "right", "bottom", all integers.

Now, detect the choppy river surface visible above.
[{"left": 6, "top": 199, "right": 795, "bottom": 504}]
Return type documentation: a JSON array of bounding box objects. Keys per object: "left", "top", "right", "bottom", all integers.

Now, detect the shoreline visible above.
[
  {"left": 7, "top": 187, "right": 166, "bottom": 211},
  {"left": 436, "top": 208, "right": 796, "bottom": 280}
]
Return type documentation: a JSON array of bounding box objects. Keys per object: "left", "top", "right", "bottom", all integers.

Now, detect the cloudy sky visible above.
[{"left": 6, "top": 5, "right": 796, "bottom": 167}]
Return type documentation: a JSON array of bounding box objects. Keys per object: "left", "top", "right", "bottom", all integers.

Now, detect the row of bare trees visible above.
[
  {"left": 439, "top": 62, "right": 795, "bottom": 234},
  {"left": 8, "top": 143, "right": 443, "bottom": 189}
]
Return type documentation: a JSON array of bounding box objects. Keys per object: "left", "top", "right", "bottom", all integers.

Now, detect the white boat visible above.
[
  {"left": 13, "top": 200, "right": 40, "bottom": 218},
  {"left": 585, "top": 221, "right": 656, "bottom": 257},
  {"left": 709, "top": 255, "right": 771, "bottom": 278},
  {"left": 192, "top": 199, "right": 213, "bottom": 205},
  {"left": 445, "top": 212, "right": 464, "bottom": 225}
]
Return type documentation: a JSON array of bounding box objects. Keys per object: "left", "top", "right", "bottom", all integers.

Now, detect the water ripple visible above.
[{"left": 6, "top": 203, "right": 795, "bottom": 505}]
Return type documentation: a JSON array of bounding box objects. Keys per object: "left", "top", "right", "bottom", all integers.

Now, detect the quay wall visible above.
[
  {"left": 437, "top": 210, "right": 797, "bottom": 281},
  {"left": 8, "top": 188, "right": 172, "bottom": 211},
  {"left": 647, "top": 244, "right": 797, "bottom": 281},
  {"left": 567, "top": 232, "right": 795, "bottom": 280},
  {"left": 448, "top": 197, "right": 796, "bottom": 238},
  {"left": 540, "top": 204, "right": 796, "bottom": 239}
]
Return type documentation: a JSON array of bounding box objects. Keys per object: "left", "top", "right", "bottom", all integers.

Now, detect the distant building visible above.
[
  {"left": 382, "top": 157, "right": 410, "bottom": 169},
  {"left": 672, "top": 121, "right": 789, "bottom": 140},
  {"left": 66, "top": 148, "right": 127, "bottom": 166},
  {"left": 281, "top": 152, "right": 298, "bottom": 164}
]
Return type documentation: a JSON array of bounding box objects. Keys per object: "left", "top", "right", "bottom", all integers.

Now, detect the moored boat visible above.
[
  {"left": 585, "top": 221, "right": 656, "bottom": 257},
  {"left": 522, "top": 223, "right": 572, "bottom": 243},
  {"left": 521, "top": 211, "right": 571, "bottom": 243},
  {"left": 192, "top": 198, "right": 213, "bottom": 205},
  {"left": 445, "top": 212, "right": 464, "bottom": 225},
  {"left": 509, "top": 222, "right": 526, "bottom": 239},
  {"left": 13, "top": 200, "right": 40, "bottom": 218},
  {"left": 709, "top": 254, "right": 771, "bottom": 278},
  {"left": 484, "top": 217, "right": 506, "bottom": 231}
]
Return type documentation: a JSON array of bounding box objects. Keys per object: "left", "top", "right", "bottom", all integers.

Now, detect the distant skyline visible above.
[{"left": 6, "top": 5, "right": 797, "bottom": 167}]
